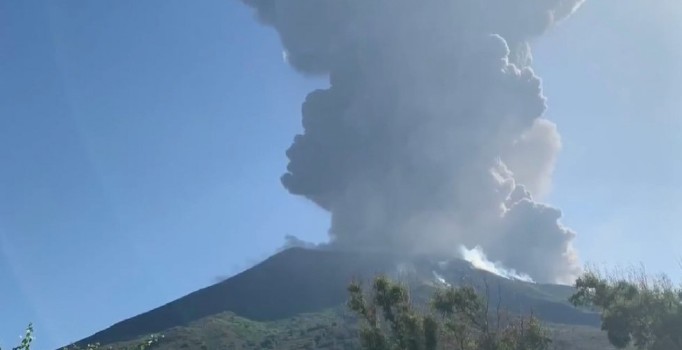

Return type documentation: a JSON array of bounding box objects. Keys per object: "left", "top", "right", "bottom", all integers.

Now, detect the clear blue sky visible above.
[{"left": 0, "top": 0, "right": 680, "bottom": 349}]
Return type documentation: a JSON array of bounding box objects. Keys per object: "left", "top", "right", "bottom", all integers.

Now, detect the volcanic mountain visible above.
[{"left": 71, "top": 248, "right": 601, "bottom": 349}]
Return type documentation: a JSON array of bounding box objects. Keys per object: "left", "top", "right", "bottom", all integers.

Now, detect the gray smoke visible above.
[{"left": 243, "top": 0, "right": 583, "bottom": 283}]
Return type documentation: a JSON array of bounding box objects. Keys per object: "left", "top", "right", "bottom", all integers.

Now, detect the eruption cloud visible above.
[{"left": 243, "top": 0, "right": 583, "bottom": 283}]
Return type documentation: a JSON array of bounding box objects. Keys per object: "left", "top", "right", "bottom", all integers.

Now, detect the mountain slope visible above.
[
  {"left": 102, "top": 310, "right": 619, "bottom": 350},
  {"left": 75, "top": 248, "right": 395, "bottom": 346},
  {"left": 73, "top": 248, "right": 599, "bottom": 348}
]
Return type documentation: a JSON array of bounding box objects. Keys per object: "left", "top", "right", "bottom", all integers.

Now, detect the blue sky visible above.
[{"left": 0, "top": 0, "right": 680, "bottom": 349}]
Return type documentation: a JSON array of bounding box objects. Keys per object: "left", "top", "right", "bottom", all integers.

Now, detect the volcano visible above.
[{"left": 71, "top": 248, "right": 600, "bottom": 348}]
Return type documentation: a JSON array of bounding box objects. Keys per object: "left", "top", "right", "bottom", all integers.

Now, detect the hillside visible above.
[
  {"left": 70, "top": 248, "right": 602, "bottom": 349},
  {"left": 101, "top": 309, "right": 619, "bottom": 350}
]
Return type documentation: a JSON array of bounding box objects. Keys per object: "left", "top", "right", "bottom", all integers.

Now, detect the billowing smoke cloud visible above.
[
  {"left": 243, "top": 0, "right": 583, "bottom": 283},
  {"left": 503, "top": 119, "right": 562, "bottom": 198}
]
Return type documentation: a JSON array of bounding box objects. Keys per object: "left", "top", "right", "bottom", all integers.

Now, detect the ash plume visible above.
[{"left": 243, "top": 0, "right": 583, "bottom": 283}]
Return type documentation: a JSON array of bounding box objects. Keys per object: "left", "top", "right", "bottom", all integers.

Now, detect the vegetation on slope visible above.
[
  {"left": 0, "top": 325, "right": 162, "bottom": 350},
  {"left": 348, "top": 276, "right": 552, "bottom": 350},
  {"left": 4, "top": 309, "right": 615, "bottom": 350},
  {"left": 3, "top": 281, "right": 616, "bottom": 350},
  {"left": 16, "top": 254, "right": 682, "bottom": 350},
  {"left": 74, "top": 249, "right": 599, "bottom": 347},
  {"left": 570, "top": 269, "right": 682, "bottom": 349}
]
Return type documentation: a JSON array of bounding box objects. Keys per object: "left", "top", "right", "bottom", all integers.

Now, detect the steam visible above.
[
  {"left": 459, "top": 245, "right": 534, "bottom": 283},
  {"left": 432, "top": 270, "right": 452, "bottom": 287},
  {"left": 243, "top": 0, "right": 583, "bottom": 283},
  {"left": 279, "top": 234, "right": 321, "bottom": 251}
]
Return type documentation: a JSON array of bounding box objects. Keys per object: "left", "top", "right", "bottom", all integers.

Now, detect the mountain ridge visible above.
[{"left": 70, "top": 248, "right": 598, "bottom": 348}]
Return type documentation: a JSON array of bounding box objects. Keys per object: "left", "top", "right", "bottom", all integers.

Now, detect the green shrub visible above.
[
  {"left": 348, "top": 276, "right": 551, "bottom": 350},
  {"left": 570, "top": 269, "right": 682, "bottom": 349}
]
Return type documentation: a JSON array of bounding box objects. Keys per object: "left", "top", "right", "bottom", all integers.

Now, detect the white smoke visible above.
[
  {"left": 432, "top": 270, "right": 451, "bottom": 287},
  {"left": 459, "top": 245, "right": 535, "bottom": 283}
]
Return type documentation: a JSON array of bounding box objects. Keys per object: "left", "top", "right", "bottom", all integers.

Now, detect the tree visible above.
[
  {"left": 348, "top": 276, "right": 551, "bottom": 350},
  {"left": 348, "top": 276, "right": 438, "bottom": 350},
  {"left": 570, "top": 269, "right": 682, "bottom": 350}
]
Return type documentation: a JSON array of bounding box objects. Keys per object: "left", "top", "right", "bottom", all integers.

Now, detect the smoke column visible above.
[{"left": 243, "top": 0, "right": 583, "bottom": 283}]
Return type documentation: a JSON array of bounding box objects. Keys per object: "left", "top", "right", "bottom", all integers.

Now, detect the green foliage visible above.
[
  {"left": 348, "top": 276, "right": 437, "bottom": 350},
  {"left": 1, "top": 323, "right": 35, "bottom": 350},
  {"left": 570, "top": 270, "right": 682, "bottom": 350},
  {"left": 61, "top": 334, "right": 164, "bottom": 350},
  {"left": 349, "top": 276, "right": 551, "bottom": 350},
  {"left": 0, "top": 324, "right": 162, "bottom": 350}
]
